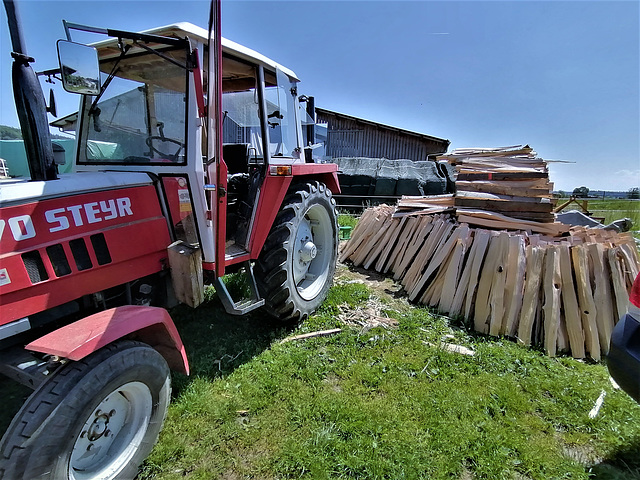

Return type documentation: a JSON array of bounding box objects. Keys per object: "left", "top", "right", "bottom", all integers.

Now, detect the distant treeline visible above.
[{"left": 0, "top": 124, "right": 70, "bottom": 140}]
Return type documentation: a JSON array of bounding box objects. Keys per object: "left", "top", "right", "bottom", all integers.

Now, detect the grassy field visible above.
[
  {"left": 1, "top": 204, "right": 638, "bottom": 478},
  {"left": 1, "top": 265, "right": 639, "bottom": 479},
  {"left": 584, "top": 199, "right": 639, "bottom": 229},
  {"left": 131, "top": 264, "right": 640, "bottom": 480}
]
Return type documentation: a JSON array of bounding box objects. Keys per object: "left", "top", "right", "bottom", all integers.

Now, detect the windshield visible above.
[
  {"left": 221, "top": 75, "right": 299, "bottom": 159},
  {"left": 78, "top": 47, "right": 188, "bottom": 164}
]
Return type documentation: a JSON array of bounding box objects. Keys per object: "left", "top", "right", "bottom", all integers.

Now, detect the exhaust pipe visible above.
[{"left": 4, "top": 0, "right": 57, "bottom": 181}]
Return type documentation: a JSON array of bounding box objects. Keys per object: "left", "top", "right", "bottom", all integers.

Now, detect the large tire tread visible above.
[
  {"left": 256, "top": 181, "right": 338, "bottom": 323},
  {"left": 0, "top": 340, "right": 170, "bottom": 480}
]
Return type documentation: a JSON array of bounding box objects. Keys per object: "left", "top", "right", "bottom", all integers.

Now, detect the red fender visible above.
[{"left": 26, "top": 305, "right": 189, "bottom": 375}]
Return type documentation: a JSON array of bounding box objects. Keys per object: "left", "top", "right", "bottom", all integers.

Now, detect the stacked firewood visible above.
[
  {"left": 437, "top": 145, "right": 556, "bottom": 223},
  {"left": 340, "top": 205, "right": 639, "bottom": 360}
]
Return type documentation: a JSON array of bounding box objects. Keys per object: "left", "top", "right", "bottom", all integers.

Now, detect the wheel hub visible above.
[
  {"left": 70, "top": 382, "right": 152, "bottom": 480},
  {"left": 299, "top": 240, "right": 317, "bottom": 263},
  {"left": 87, "top": 412, "right": 110, "bottom": 441}
]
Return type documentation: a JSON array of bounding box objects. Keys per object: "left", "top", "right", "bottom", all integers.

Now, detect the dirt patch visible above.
[{"left": 334, "top": 260, "right": 411, "bottom": 313}]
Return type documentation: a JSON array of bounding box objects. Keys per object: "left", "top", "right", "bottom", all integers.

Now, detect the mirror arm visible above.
[{"left": 88, "top": 46, "right": 127, "bottom": 113}]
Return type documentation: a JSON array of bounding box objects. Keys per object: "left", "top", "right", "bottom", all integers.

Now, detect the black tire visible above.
[
  {"left": 0, "top": 340, "right": 170, "bottom": 480},
  {"left": 256, "top": 181, "right": 338, "bottom": 323}
]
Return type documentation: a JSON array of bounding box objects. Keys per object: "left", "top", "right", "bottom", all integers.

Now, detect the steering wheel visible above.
[{"left": 145, "top": 135, "right": 184, "bottom": 160}]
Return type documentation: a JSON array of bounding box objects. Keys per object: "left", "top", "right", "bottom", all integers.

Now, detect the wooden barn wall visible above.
[{"left": 316, "top": 111, "right": 449, "bottom": 162}]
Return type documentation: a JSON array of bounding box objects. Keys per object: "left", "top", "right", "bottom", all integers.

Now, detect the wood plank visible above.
[
  {"left": 542, "top": 245, "right": 561, "bottom": 357},
  {"left": 339, "top": 208, "right": 378, "bottom": 262},
  {"left": 393, "top": 215, "right": 434, "bottom": 279},
  {"left": 488, "top": 232, "right": 509, "bottom": 337},
  {"left": 608, "top": 247, "right": 629, "bottom": 322},
  {"left": 503, "top": 234, "right": 526, "bottom": 337},
  {"left": 454, "top": 196, "right": 554, "bottom": 213},
  {"left": 517, "top": 245, "right": 545, "bottom": 347},
  {"left": 463, "top": 230, "right": 495, "bottom": 320},
  {"left": 618, "top": 243, "right": 640, "bottom": 287},
  {"left": 456, "top": 180, "right": 553, "bottom": 198},
  {"left": 456, "top": 209, "right": 569, "bottom": 235},
  {"left": 474, "top": 233, "right": 507, "bottom": 334},
  {"left": 385, "top": 216, "right": 418, "bottom": 274},
  {"left": 403, "top": 217, "right": 453, "bottom": 292},
  {"left": 558, "top": 244, "right": 585, "bottom": 359},
  {"left": 364, "top": 217, "right": 400, "bottom": 269},
  {"left": 571, "top": 245, "right": 600, "bottom": 360},
  {"left": 449, "top": 229, "right": 489, "bottom": 317},
  {"left": 437, "top": 238, "right": 468, "bottom": 313},
  {"left": 352, "top": 214, "right": 394, "bottom": 266},
  {"left": 588, "top": 243, "right": 614, "bottom": 355},
  {"left": 457, "top": 172, "right": 549, "bottom": 181},
  {"left": 409, "top": 224, "right": 470, "bottom": 301},
  {"left": 456, "top": 190, "right": 554, "bottom": 204}
]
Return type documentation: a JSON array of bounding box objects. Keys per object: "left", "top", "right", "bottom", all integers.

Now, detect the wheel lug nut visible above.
[
  {"left": 95, "top": 409, "right": 102, "bottom": 417},
  {"left": 109, "top": 409, "right": 116, "bottom": 417},
  {"left": 80, "top": 431, "right": 87, "bottom": 438},
  {"left": 104, "top": 429, "right": 111, "bottom": 437},
  {"left": 87, "top": 443, "right": 94, "bottom": 451}
]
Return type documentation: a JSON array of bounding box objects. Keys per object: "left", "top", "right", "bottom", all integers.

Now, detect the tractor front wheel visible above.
[
  {"left": 0, "top": 340, "right": 170, "bottom": 480},
  {"left": 256, "top": 181, "right": 338, "bottom": 323}
]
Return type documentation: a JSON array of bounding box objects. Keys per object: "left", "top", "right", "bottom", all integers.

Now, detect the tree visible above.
[
  {"left": 572, "top": 186, "right": 589, "bottom": 198},
  {"left": 628, "top": 187, "right": 640, "bottom": 199},
  {"left": 0, "top": 125, "right": 22, "bottom": 140}
]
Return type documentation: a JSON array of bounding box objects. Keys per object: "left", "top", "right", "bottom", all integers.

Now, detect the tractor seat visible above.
[{"left": 222, "top": 143, "right": 250, "bottom": 175}]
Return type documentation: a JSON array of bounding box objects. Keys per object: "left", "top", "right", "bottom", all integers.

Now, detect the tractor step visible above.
[{"left": 213, "top": 262, "right": 265, "bottom": 315}]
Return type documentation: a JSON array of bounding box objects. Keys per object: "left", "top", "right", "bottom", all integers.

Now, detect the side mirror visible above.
[{"left": 57, "top": 40, "right": 101, "bottom": 95}]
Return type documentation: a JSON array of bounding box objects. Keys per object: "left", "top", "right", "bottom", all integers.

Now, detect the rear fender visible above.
[
  {"left": 248, "top": 166, "right": 340, "bottom": 258},
  {"left": 25, "top": 305, "right": 189, "bottom": 375}
]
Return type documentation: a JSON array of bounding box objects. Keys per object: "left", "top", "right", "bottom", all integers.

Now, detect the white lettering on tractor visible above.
[
  {"left": 8, "top": 215, "right": 36, "bottom": 241},
  {"left": 84, "top": 202, "right": 101, "bottom": 224},
  {"left": 100, "top": 200, "right": 118, "bottom": 220},
  {"left": 45, "top": 196, "right": 133, "bottom": 233},
  {"left": 116, "top": 198, "right": 133, "bottom": 216},
  {"left": 45, "top": 208, "right": 70, "bottom": 233},
  {"left": 1, "top": 196, "right": 133, "bottom": 243},
  {"left": 66, "top": 204, "right": 84, "bottom": 227}
]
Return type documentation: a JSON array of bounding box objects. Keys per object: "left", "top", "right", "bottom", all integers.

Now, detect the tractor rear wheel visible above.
[
  {"left": 0, "top": 340, "right": 170, "bottom": 480},
  {"left": 256, "top": 181, "right": 338, "bottom": 323}
]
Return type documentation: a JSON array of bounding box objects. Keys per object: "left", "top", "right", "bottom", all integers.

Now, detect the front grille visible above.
[
  {"left": 22, "top": 250, "right": 49, "bottom": 283},
  {"left": 46, "top": 244, "right": 71, "bottom": 277},
  {"left": 70, "top": 238, "right": 93, "bottom": 271},
  {"left": 90, "top": 233, "right": 112, "bottom": 265}
]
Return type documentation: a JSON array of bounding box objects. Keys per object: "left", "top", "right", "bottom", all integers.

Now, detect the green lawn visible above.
[
  {"left": 585, "top": 199, "right": 639, "bottom": 228},
  {"left": 1, "top": 265, "right": 639, "bottom": 479},
  {"left": 136, "top": 272, "right": 640, "bottom": 480}
]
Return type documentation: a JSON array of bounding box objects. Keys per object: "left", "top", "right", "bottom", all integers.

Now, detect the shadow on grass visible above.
[
  {"left": 0, "top": 294, "right": 295, "bottom": 438},
  {"left": 590, "top": 438, "right": 640, "bottom": 479},
  {"left": 167, "top": 295, "right": 297, "bottom": 396}
]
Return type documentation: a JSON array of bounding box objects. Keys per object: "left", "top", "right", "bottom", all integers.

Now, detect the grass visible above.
[
  {"left": 134, "top": 274, "right": 640, "bottom": 480},
  {"left": 585, "top": 199, "right": 639, "bottom": 226},
  {"left": 338, "top": 213, "right": 359, "bottom": 230}
]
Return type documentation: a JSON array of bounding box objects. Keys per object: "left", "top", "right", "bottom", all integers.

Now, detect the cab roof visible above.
[{"left": 92, "top": 21, "right": 299, "bottom": 81}]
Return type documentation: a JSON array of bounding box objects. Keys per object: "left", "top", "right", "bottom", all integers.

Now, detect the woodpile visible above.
[
  {"left": 437, "top": 145, "right": 556, "bottom": 223},
  {"left": 340, "top": 204, "right": 639, "bottom": 360}
]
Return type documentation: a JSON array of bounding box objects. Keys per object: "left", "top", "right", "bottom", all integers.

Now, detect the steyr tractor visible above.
[{"left": 0, "top": 0, "right": 339, "bottom": 478}]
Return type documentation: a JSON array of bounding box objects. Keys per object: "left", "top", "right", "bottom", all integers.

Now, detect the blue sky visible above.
[{"left": 1, "top": 0, "right": 638, "bottom": 191}]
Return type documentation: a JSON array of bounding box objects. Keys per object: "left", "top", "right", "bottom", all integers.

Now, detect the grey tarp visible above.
[{"left": 334, "top": 157, "right": 449, "bottom": 199}]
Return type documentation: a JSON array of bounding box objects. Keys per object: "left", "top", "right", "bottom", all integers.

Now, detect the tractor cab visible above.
[
  {"left": 54, "top": 23, "right": 324, "bottom": 270},
  {"left": 54, "top": 22, "right": 339, "bottom": 317}
]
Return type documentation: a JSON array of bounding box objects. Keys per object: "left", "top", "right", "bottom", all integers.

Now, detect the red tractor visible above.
[{"left": 0, "top": 1, "right": 339, "bottom": 478}]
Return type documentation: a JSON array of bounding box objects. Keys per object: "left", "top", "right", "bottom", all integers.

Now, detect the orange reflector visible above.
[{"left": 269, "top": 165, "right": 292, "bottom": 176}]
